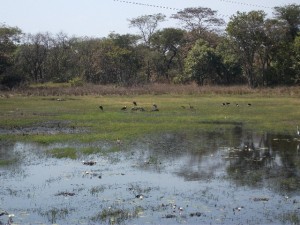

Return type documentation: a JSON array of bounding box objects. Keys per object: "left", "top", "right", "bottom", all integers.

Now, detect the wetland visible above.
[{"left": 0, "top": 92, "right": 300, "bottom": 224}]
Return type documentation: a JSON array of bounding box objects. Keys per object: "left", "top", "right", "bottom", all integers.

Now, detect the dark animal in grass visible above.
[
  {"left": 121, "top": 106, "right": 127, "bottom": 110},
  {"left": 152, "top": 104, "right": 159, "bottom": 111},
  {"left": 133, "top": 101, "right": 137, "bottom": 106},
  {"left": 99, "top": 105, "right": 103, "bottom": 111}
]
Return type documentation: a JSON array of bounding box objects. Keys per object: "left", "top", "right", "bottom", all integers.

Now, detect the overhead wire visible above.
[{"left": 112, "top": 0, "right": 274, "bottom": 19}]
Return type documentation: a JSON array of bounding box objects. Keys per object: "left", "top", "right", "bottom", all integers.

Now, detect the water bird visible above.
[
  {"left": 248, "top": 103, "right": 252, "bottom": 106},
  {"left": 117, "top": 138, "right": 121, "bottom": 145},
  {"left": 121, "top": 106, "right": 127, "bottom": 110},
  {"left": 236, "top": 103, "right": 239, "bottom": 107},
  {"left": 99, "top": 105, "right": 103, "bottom": 111},
  {"left": 297, "top": 125, "right": 299, "bottom": 136},
  {"left": 152, "top": 104, "right": 159, "bottom": 111},
  {"left": 82, "top": 160, "right": 97, "bottom": 166},
  {"left": 136, "top": 194, "right": 144, "bottom": 199},
  {"left": 133, "top": 101, "right": 137, "bottom": 106},
  {"left": 226, "top": 102, "right": 230, "bottom": 105},
  {"left": 0, "top": 211, "right": 8, "bottom": 216}
]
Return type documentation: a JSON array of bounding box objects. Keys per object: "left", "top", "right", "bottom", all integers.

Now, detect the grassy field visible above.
[{"left": 0, "top": 85, "right": 299, "bottom": 144}]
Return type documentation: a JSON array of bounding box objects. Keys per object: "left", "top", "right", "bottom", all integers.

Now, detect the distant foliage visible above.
[{"left": 0, "top": 5, "right": 299, "bottom": 88}]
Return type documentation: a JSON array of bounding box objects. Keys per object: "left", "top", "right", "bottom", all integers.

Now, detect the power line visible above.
[
  {"left": 113, "top": 0, "right": 180, "bottom": 11},
  {"left": 218, "top": 0, "right": 271, "bottom": 9},
  {"left": 113, "top": 0, "right": 229, "bottom": 18}
]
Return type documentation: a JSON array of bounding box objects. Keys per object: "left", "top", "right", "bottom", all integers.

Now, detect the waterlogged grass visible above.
[
  {"left": 0, "top": 94, "right": 299, "bottom": 144},
  {"left": 47, "top": 147, "right": 77, "bottom": 159},
  {"left": 0, "top": 158, "right": 17, "bottom": 166}
]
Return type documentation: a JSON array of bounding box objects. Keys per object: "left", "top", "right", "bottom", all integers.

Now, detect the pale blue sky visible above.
[{"left": 1, "top": 0, "right": 298, "bottom": 37}]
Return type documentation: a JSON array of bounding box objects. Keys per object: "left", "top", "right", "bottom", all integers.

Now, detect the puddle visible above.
[{"left": 0, "top": 129, "right": 300, "bottom": 224}]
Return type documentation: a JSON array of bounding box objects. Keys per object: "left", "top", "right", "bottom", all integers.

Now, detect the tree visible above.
[
  {"left": 16, "top": 33, "right": 51, "bottom": 83},
  {"left": 215, "top": 38, "right": 243, "bottom": 85},
  {"left": 46, "top": 32, "right": 77, "bottom": 82},
  {"left": 184, "top": 39, "right": 220, "bottom": 85},
  {"left": 151, "top": 28, "right": 185, "bottom": 81},
  {"left": 128, "top": 14, "right": 166, "bottom": 82},
  {"left": 171, "top": 7, "right": 225, "bottom": 41},
  {"left": 226, "top": 11, "right": 267, "bottom": 87},
  {"left": 128, "top": 13, "right": 166, "bottom": 47},
  {"left": 0, "top": 24, "right": 22, "bottom": 88},
  {"left": 274, "top": 4, "right": 300, "bottom": 40}
]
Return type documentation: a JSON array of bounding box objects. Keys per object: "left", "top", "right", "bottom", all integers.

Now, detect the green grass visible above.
[
  {"left": 0, "top": 94, "right": 299, "bottom": 144},
  {"left": 47, "top": 147, "right": 77, "bottom": 159}
]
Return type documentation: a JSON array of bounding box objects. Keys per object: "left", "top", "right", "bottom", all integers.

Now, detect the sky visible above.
[{"left": 1, "top": 0, "right": 299, "bottom": 38}]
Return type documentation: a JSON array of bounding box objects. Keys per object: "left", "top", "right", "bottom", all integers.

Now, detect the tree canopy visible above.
[{"left": 1, "top": 4, "right": 299, "bottom": 89}]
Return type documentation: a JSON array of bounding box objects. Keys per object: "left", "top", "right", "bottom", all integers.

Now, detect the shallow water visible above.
[{"left": 0, "top": 129, "right": 300, "bottom": 225}]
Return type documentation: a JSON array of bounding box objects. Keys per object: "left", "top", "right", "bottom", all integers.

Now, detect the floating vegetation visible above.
[
  {"left": 91, "top": 207, "right": 141, "bottom": 224},
  {"left": 38, "top": 207, "right": 75, "bottom": 224}
]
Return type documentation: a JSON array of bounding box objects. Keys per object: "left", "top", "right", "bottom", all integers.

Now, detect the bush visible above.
[
  {"left": 1, "top": 73, "right": 23, "bottom": 90},
  {"left": 69, "top": 77, "right": 84, "bottom": 87}
]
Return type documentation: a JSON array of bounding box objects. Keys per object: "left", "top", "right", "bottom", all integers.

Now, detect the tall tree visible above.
[
  {"left": 128, "top": 13, "right": 166, "bottom": 47},
  {"left": 0, "top": 24, "right": 22, "bottom": 88},
  {"left": 151, "top": 28, "right": 185, "bottom": 81},
  {"left": 226, "top": 11, "right": 267, "bottom": 87},
  {"left": 184, "top": 39, "right": 220, "bottom": 85},
  {"left": 128, "top": 13, "right": 166, "bottom": 82},
  {"left": 274, "top": 4, "right": 300, "bottom": 40},
  {"left": 171, "top": 7, "right": 225, "bottom": 42},
  {"left": 16, "top": 33, "right": 51, "bottom": 82}
]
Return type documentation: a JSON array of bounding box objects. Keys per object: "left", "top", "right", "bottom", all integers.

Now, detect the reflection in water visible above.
[{"left": 0, "top": 128, "right": 300, "bottom": 224}]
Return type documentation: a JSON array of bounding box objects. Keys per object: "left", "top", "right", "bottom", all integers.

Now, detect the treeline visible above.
[{"left": 0, "top": 4, "right": 300, "bottom": 89}]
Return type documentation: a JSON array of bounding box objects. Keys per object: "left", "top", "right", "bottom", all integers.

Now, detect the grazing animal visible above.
[
  {"left": 133, "top": 101, "right": 137, "bottom": 106},
  {"left": 99, "top": 105, "right": 103, "bottom": 111},
  {"left": 121, "top": 106, "right": 127, "bottom": 111}
]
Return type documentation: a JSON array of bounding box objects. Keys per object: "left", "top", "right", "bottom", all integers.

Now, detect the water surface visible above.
[{"left": 0, "top": 128, "right": 300, "bottom": 224}]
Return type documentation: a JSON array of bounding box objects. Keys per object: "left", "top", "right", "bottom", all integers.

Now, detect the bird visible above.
[
  {"left": 99, "top": 105, "right": 103, "bottom": 111},
  {"left": 236, "top": 103, "right": 239, "bottom": 107},
  {"left": 133, "top": 101, "right": 137, "bottom": 106},
  {"left": 152, "top": 104, "right": 159, "bottom": 111},
  {"left": 82, "top": 161, "right": 97, "bottom": 166},
  {"left": 297, "top": 125, "right": 299, "bottom": 136},
  {"left": 248, "top": 103, "right": 252, "bottom": 106},
  {"left": 121, "top": 106, "right": 127, "bottom": 110},
  {"left": 0, "top": 211, "right": 8, "bottom": 216},
  {"left": 117, "top": 138, "right": 121, "bottom": 145}
]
